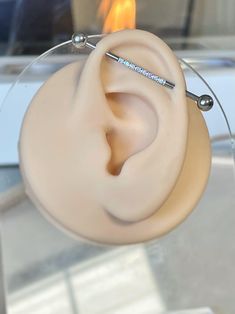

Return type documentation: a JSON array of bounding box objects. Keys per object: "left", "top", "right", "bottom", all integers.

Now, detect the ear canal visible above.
[{"left": 105, "top": 92, "right": 158, "bottom": 176}]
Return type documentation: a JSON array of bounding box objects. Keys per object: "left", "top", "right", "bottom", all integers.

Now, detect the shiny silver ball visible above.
[
  {"left": 72, "top": 33, "right": 87, "bottom": 48},
  {"left": 197, "top": 94, "right": 214, "bottom": 111}
]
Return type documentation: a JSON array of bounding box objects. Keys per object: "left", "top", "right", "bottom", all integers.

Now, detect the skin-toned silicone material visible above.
[{"left": 19, "top": 30, "right": 211, "bottom": 244}]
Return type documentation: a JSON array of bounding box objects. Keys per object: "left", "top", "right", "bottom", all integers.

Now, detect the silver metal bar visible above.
[
  {"left": 72, "top": 33, "right": 213, "bottom": 111},
  {"left": 186, "top": 90, "right": 199, "bottom": 101},
  {"left": 117, "top": 56, "right": 172, "bottom": 88}
]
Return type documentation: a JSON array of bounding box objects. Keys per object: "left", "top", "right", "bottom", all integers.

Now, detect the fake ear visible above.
[
  {"left": 71, "top": 30, "right": 188, "bottom": 222},
  {"left": 20, "top": 30, "right": 210, "bottom": 245}
]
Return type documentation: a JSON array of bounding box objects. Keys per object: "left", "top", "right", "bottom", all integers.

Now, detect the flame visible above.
[{"left": 98, "top": 0, "right": 136, "bottom": 33}]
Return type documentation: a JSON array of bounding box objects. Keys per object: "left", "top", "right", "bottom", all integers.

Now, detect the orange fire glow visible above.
[{"left": 98, "top": 0, "right": 136, "bottom": 33}]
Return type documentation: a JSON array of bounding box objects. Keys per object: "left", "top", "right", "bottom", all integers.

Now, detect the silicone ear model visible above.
[{"left": 19, "top": 29, "right": 211, "bottom": 245}]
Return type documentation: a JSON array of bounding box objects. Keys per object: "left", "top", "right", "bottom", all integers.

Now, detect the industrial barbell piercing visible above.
[{"left": 72, "top": 33, "right": 214, "bottom": 112}]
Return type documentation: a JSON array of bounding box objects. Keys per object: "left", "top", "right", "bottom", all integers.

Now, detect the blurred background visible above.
[{"left": 1, "top": 0, "right": 235, "bottom": 55}]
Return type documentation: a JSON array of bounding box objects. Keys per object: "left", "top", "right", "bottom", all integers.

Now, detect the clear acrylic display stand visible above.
[{"left": 0, "top": 36, "right": 234, "bottom": 314}]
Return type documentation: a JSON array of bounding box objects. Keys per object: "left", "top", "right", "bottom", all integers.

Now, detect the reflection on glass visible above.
[{"left": 8, "top": 247, "right": 165, "bottom": 314}]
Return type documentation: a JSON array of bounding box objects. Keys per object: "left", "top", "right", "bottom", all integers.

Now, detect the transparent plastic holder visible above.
[{"left": 0, "top": 36, "right": 234, "bottom": 314}]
